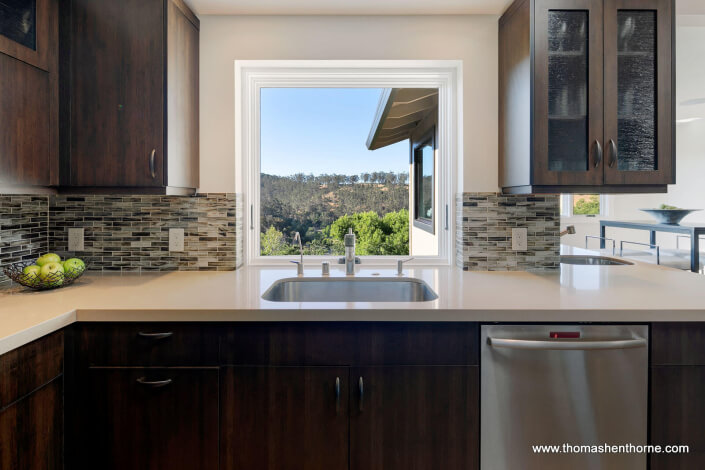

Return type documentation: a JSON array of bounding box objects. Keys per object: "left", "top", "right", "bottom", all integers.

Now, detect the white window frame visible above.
[
  {"left": 235, "top": 60, "right": 462, "bottom": 266},
  {"left": 560, "top": 194, "right": 610, "bottom": 218}
]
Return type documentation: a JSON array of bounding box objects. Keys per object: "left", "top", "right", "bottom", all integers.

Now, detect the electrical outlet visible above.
[
  {"left": 169, "top": 228, "right": 185, "bottom": 252},
  {"left": 68, "top": 228, "right": 84, "bottom": 251},
  {"left": 512, "top": 228, "right": 528, "bottom": 251}
]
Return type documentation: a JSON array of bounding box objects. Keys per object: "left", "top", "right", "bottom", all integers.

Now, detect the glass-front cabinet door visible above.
[
  {"left": 534, "top": 0, "right": 604, "bottom": 186},
  {"left": 0, "top": 0, "right": 53, "bottom": 71},
  {"left": 603, "top": 0, "right": 673, "bottom": 185}
]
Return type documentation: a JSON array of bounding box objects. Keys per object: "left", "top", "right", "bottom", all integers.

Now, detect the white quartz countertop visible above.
[{"left": 2, "top": 246, "right": 705, "bottom": 354}]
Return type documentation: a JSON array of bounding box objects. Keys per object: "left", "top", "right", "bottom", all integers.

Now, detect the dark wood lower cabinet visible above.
[
  {"left": 350, "top": 366, "right": 479, "bottom": 470},
  {"left": 0, "top": 379, "right": 63, "bottom": 470},
  {"left": 651, "top": 366, "right": 705, "bottom": 469},
  {"left": 78, "top": 367, "right": 219, "bottom": 470},
  {"left": 220, "top": 366, "right": 349, "bottom": 470}
]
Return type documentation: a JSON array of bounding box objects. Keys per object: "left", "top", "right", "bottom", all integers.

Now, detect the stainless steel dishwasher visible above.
[{"left": 481, "top": 324, "right": 648, "bottom": 470}]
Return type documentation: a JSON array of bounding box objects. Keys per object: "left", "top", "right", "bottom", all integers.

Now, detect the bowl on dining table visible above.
[{"left": 640, "top": 209, "right": 701, "bottom": 225}]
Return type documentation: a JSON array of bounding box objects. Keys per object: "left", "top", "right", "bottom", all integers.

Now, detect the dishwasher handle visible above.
[{"left": 487, "top": 336, "right": 647, "bottom": 351}]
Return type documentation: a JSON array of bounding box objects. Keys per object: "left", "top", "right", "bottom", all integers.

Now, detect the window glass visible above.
[
  {"left": 572, "top": 194, "right": 600, "bottom": 215},
  {"left": 419, "top": 144, "right": 434, "bottom": 220},
  {"left": 413, "top": 133, "right": 435, "bottom": 233}
]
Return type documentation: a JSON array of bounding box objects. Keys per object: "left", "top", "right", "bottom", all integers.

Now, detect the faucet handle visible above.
[
  {"left": 290, "top": 260, "right": 304, "bottom": 276},
  {"left": 397, "top": 257, "right": 414, "bottom": 275}
]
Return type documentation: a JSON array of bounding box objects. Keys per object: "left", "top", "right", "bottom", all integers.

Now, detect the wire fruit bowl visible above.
[{"left": 3, "top": 260, "right": 86, "bottom": 291}]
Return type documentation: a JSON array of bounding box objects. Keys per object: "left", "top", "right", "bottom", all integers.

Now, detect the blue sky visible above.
[{"left": 260, "top": 88, "right": 409, "bottom": 176}]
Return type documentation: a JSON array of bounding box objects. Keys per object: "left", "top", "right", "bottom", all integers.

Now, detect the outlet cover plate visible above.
[
  {"left": 68, "top": 228, "right": 85, "bottom": 251},
  {"left": 169, "top": 228, "right": 185, "bottom": 252},
  {"left": 511, "top": 227, "right": 528, "bottom": 251}
]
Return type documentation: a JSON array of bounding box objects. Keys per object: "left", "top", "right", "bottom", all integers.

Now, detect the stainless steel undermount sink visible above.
[
  {"left": 262, "top": 277, "right": 439, "bottom": 302},
  {"left": 560, "top": 255, "right": 634, "bottom": 266}
]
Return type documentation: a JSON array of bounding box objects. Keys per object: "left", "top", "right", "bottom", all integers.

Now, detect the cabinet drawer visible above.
[
  {"left": 652, "top": 323, "right": 705, "bottom": 365},
  {"left": 0, "top": 331, "right": 63, "bottom": 408},
  {"left": 78, "top": 367, "right": 218, "bottom": 470},
  {"left": 76, "top": 323, "right": 218, "bottom": 367},
  {"left": 220, "top": 323, "right": 479, "bottom": 366}
]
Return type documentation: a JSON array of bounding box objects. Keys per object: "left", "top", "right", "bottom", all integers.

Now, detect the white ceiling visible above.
[
  {"left": 185, "top": 0, "right": 705, "bottom": 17},
  {"left": 185, "top": 0, "right": 514, "bottom": 16}
]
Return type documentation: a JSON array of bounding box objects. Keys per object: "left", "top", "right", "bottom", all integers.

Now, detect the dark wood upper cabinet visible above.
[
  {"left": 62, "top": 0, "right": 199, "bottom": 192},
  {"left": 499, "top": 0, "right": 674, "bottom": 194},
  {"left": 0, "top": 0, "right": 59, "bottom": 189}
]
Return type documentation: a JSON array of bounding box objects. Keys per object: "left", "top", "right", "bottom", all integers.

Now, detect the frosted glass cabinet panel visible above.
[
  {"left": 547, "top": 10, "right": 589, "bottom": 172},
  {"left": 616, "top": 11, "right": 657, "bottom": 171}
]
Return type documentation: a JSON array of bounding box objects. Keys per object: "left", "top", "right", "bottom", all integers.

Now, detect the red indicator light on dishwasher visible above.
[{"left": 550, "top": 331, "right": 580, "bottom": 339}]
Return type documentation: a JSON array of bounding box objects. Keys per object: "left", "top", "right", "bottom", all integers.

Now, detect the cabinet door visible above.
[
  {"left": 350, "top": 366, "right": 479, "bottom": 470},
  {"left": 603, "top": 0, "right": 673, "bottom": 185},
  {"left": 651, "top": 366, "right": 705, "bottom": 468},
  {"left": 220, "top": 366, "right": 349, "bottom": 470},
  {"left": 79, "top": 368, "right": 218, "bottom": 470},
  {"left": 534, "top": 0, "right": 605, "bottom": 186},
  {"left": 69, "top": 0, "right": 164, "bottom": 187},
  {"left": 0, "top": 379, "right": 62, "bottom": 470}
]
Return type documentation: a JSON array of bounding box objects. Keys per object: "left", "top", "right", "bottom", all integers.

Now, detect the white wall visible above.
[
  {"left": 562, "top": 19, "right": 705, "bottom": 252},
  {"left": 199, "top": 15, "right": 498, "bottom": 193}
]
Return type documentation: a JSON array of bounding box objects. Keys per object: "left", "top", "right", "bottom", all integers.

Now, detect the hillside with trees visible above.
[{"left": 260, "top": 172, "right": 409, "bottom": 255}]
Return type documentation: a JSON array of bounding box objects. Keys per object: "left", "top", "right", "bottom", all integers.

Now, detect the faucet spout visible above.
[{"left": 292, "top": 232, "right": 304, "bottom": 275}]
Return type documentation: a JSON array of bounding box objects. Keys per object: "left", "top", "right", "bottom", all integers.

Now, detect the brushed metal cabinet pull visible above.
[
  {"left": 335, "top": 377, "right": 341, "bottom": 415},
  {"left": 149, "top": 149, "right": 157, "bottom": 179},
  {"left": 137, "top": 331, "right": 173, "bottom": 340},
  {"left": 608, "top": 139, "right": 618, "bottom": 168},
  {"left": 593, "top": 140, "right": 603, "bottom": 168},
  {"left": 358, "top": 376, "right": 364, "bottom": 412},
  {"left": 136, "top": 377, "right": 173, "bottom": 388}
]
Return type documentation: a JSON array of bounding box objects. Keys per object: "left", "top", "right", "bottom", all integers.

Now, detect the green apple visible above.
[
  {"left": 37, "top": 253, "right": 61, "bottom": 267},
  {"left": 39, "top": 262, "right": 65, "bottom": 287},
  {"left": 63, "top": 258, "right": 86, "bottom": 277},
  {"left": 22, "top": 265, "right": 42, "bottom": 286}
]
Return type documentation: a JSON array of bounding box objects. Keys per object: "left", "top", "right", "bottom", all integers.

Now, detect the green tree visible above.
[
  {"left": 328, "top": 209, "right": 409, "bottom": 256},
  {"left": 260, "top": 226, "right": 298, "bottom": 256},
  {"left": 573, "top": 195, "right": 600, "bottom": 215}
]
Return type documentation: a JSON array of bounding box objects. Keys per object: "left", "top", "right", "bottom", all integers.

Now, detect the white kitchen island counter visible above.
[{"left": 1, "top": 248, "right": 704, "bottom": 355}]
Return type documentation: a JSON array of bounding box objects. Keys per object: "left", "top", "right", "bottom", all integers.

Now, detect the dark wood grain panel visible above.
[
  {"left": 78, "top": 367, "right": 218, "bottom": 470},
  {"left": 650, "top": 366, "right": 705, "bottom": 468},
  {"left": 69, "top": 0, "right": 164, "bottom": 187},
  {"left": 353, "top": 323, "right": 479, "bottom": 366},
  {"left": 76, "top": 323, "right": 218, "bottom": 367},
  {"left": 350, "top": 366, "right": 479, "bottom": 470},
  {"left": 652, "top": 323, "right": 705, "bottom": 365},
  {"left": 221, "top": 366, "right": 348, "bottom": 470},
  {"left": 220, "top": 323, "right": 478, "bottom": 366},
  {"left": 0, "top": 53, "right": 52, "bottom": 187},
  {"left": 166, "top": 0, "right": 199, "bottom": 189},
  {"left": 499, "top": 0, "right": 532, "bottom": 189},
  {"left": 0, "top": 379, "right": 63, "bottom": 470},
  {"left": 0, "top": 331, "right": 63, "bottom": 409}
]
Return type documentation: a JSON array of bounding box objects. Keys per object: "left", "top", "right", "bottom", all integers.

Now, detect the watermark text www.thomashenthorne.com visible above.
[{"left": 532, "top": 443, "right": 689, "bottom": 455}]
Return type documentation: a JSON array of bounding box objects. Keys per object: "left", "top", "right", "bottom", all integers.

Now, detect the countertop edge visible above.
[{"left": 4, "top": 307, "right": 705, "bottom": 356}]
